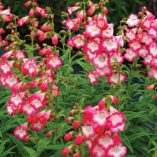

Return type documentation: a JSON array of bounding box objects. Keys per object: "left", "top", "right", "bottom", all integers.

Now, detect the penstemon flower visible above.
[
  {"left": 3, "top": 0, "right": 157, "bottom": 156},
  {"left": 124, "top": 7, "right": 157, "bottom": 98},
  {"left": 63, "top": 0, "right": 126, "bottom": 86},
  {"left": 0, "top": 0, "right": 62, "bottom": 142},
  {"left": 62, "top": 96, "right": 127, "bottom": 157}
]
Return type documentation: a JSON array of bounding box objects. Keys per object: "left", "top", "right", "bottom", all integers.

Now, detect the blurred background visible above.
[{"left": 2, "top": 0, "right": 157, "bottom": 31}]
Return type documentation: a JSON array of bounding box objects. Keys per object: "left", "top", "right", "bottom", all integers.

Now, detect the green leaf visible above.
[
  {"left": 24, "top": 146, "right": 37, "bottom": 157},
  {"left": 9, "top": 135, "right": 28, "bottom": 157},
  {"left": 122, "top": 135, "right": 134, "bottom": 153}
]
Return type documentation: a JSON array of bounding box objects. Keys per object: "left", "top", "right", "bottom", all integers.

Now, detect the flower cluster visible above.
[
  {"left": 0, "top": 0, "right": 62, "bottom": 141},
  {"left": 125, "top": 8, "right": 157, "bottom": 80},
  {"left": 0, "top": 1, "right": 11, "bottom": 47},
  {"left": 82, "top": 96, "right": 127, "bottom": 157},
  {"left": 0, "top": 0, "right": 145, "bottom": 156},
  {"left": 62, "top": 96, "right": 127, "bottom": 157},
  {"left": 63, "top": 1, "right": 126, "bottom": 85}
]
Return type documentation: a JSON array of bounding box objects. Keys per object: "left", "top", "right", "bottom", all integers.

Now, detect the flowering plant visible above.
[{"left": 0, "top": 0, "right": 157, "bottom": 157}]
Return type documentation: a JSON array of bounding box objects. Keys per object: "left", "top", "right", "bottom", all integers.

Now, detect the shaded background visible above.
[{"left": 2, "top": 0, "right": 157, "bottom": 31}]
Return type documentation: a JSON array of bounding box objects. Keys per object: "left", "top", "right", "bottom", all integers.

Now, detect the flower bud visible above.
[
  {"left": 72, "top": 121, "right": 80, "bottom": 129},
  {"left": 64, "top": 133, "right": 72, "bottom": 141},
  {"left": 74, "top": 134, "right": 84, "bottom": 145},
  {"left": 46, "top": 131, "right": 52, "bottom": 138},
  {"left": 51, "top": 34, "right": 59, "bottom": 45},
  {"left": 61, "top": 146, "right": 72, "bottom": 156},
  {"left": 103, "top": 7, "right": 108, "bottom": 15},
  {"left": 146, "top": 84, "right": 154, "bottom": 90},
  {"left": 29, "top": 9, "right": 34, "bottom": 18},
  {"left": 65, "top": 117, "right": 74, "bottom": 122}
]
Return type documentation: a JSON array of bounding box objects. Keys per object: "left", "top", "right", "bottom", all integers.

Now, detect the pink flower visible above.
[
  {"left": 46, "top": 55, "right": 62, "bottom": 70},
  {"left": 87, "top": 5, "right": 96, "bottom": 15},
  {"left": 93, "top": 109, "right": 108, "bottom": 126},
  {"left": 146, "top": 84, "right": 154, "bottom": 90},
  {"left": 150, "top": 58, "right": 157, "bottom": 68},
  {"left": 74, "top": 134, "right": 84, "bottom": 145},
  {"left": 96, "top": 66, "right": 113, "bottom": 78},
  {"left": 0, "top": 61, "right": 12, "bottom": 74},
  {"left": 92, "top": 54, "right": 108, "bottom": 69},
  {"left": 72, "top": 35, "right": 84, "bottom": 49},
  {"left": 72, "top": 120, "right": 80, "bottom": 129},
  {"left": 137, "top": 46, "right": 149, "bottom": 58},
  {"left": 30, "top": 121, "right": 45, "bottom": 131},
  {"left": 141, "top": 32, "right": 153, "bottom": 45},
  {"left": 129, "top": 40, "right": 141, "bottom": 51},
  {"left": 87, "top": 71, "right": 98, "bottom": 84},
  {"left": 84, "top": 22, "right": 101, "bottom": 38},
  {"left": 28, "top": 110, "right": 51, "bottom": 131},
  {"left": 14, "top": 123, "right": 29, "bottom": 141},
  {"left": 96, "top": 15, "right": 108, "bottom": 29},
  {"left": 126, "top": 29, "right": 136, "bottom": 42},
  {"left": 24, "top": 1, "right": 31, "bottom": 7},
  {"left": 1, "top": 50, "right": 13, "bottom": 60},
  {"left": 68, "top": 6, "right": 80, "bottom": 15},
  {"left": 45, "top": 131, "right": 52, "bottom": 138},
  {"left": 124, "top": 48, "right": 137, "bottom": 62},
  {"left": 84, "top": 40, "right": 101, "bottom": 54},
  {"left": 4, "top": 73, "right": 18, "bottom": 88},
  {"left": 141, "top": 18, "right": 151, "bottom": 30},
  {"left": 126, "top": 14, "right": 139, "bottom": 27},
  {"left": 27, "top": 91, "right": 45, "bottom": 110},
  {"left": 110, "top": 96, "right": 119, "bottom": 104},
  {"left": 64, "top": 133, "right": 72, "bottom": 141},
  {"left": 9, "top": 92, "right": 24, "bottom": 108},
  {"left": 82, "top": 125, "right": 94, "bottom": 139},
  {"left": 149, "top": 42, "right": 157, "bottom": 57},
  {"left": 98, "top": 133, "right": 114, "bottom": 151},
  {"left": 29, "top": 9, "right": 34, "bottom": 17},
  {"left": 39, "top": 48, "right": 52, "bottom": 56},
  {"left": 102, "top": 38, "right": 118, "bottom": 52},
  {"left": 0, "top": 28, "right": 5, "bottom": 34},
  {"left": 36, "top": 7, "right": 47, "bottom": 18},
  {"left": 0, "top": 8, "right": 12, "bottom": 22},
  {"left": 51, "top": 85, "right": 60, "bottom": 97},
  {"left": 22, "top": 58, "right": 39, "bottom": 77},
  {"left": 76, "top": 10, "right": 86, "bottom": 20},
  {"left": 107, "top": 73, "right": 126, "bottom": 84},
  {"left": 40, "top": 24, "right": 52, "bottom": 32},
  {"left": 82, "top": 97, "right": 127, "bottom": 157},
  {"left": 61, "top": 147, "right": 72, "bottom": 156},
  {"left": 107, "top": 112, "right": 125, "bottom": 133},
  {"left": 22, "top": 102, "right": 36, "bottom": 116},
  {"left": 110, "top": 52, "right": 124, "bottom": 65},
  {"left": 73, "top": 154, "right": 80, "bottom": 157},
  {"left": 14, "top": 50, "right": 26, "bottom": 59},
  {"left": 107, "top": 145, "right": 127, "bottom": 157},
  {"left": 39, "top": 80, "right": 48, "bottom": 92},
  {"left": 17, "top": 16, "right": 29, "bottom": 27},
  {"left": 90, "top": 145, "right": 106, "bottom": 157},
  {"left": 38, "top": 30, "right": 46, "bottom": 41},
  {"left": 143, "top": 54, "right": 152, "bottom": 65},
  {"left": 6, "top": 101, "right": 17, "bottom": 115},
  {"left": 65, "top": 19, "right": 80, "bottom": 31},
  {"left": 148, "top": 68, "right": 157, "bottom": 80},
  {"left": 101, "top": 24, "right": 114, "bottom": 38}
]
